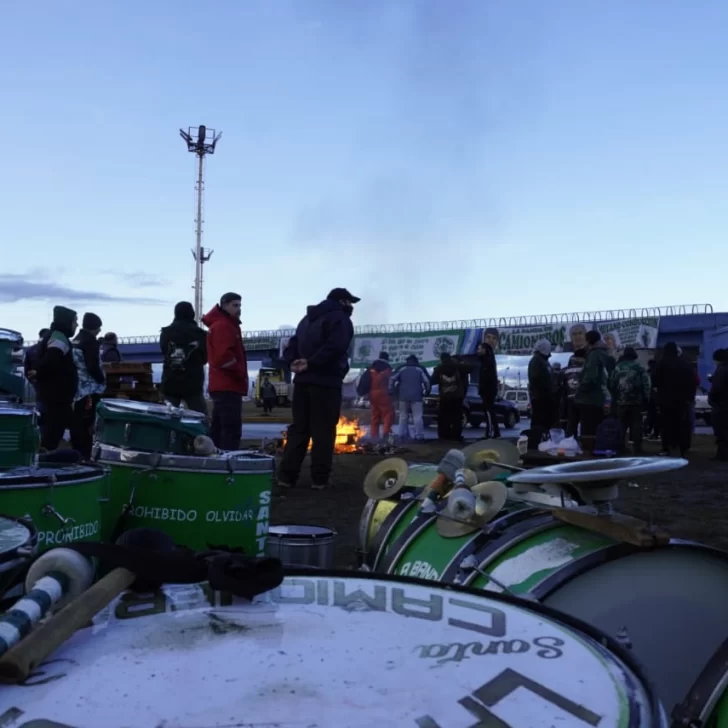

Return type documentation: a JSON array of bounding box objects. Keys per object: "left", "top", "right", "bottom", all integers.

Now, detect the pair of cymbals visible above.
[
  {"left": 436, "top": 480, "right": 509, "bottom": 538},
  {"left": 363, "top": 457, "right": 410, "bottom": 500},
  {"left": 462, "top": 439, "right": 519, "bottom": 479}
]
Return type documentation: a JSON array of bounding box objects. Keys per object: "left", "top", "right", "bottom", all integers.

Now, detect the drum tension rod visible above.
[
  {"left": 459, "top": 556, "right": 536, "bottom": 602},
  {"left": 41, "top": 505, "right": 75, "bottom": 527}
]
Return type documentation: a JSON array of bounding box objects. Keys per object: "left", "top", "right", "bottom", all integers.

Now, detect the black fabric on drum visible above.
[{"left": 67, "top": 540, "right": 285, "bottom": 600}]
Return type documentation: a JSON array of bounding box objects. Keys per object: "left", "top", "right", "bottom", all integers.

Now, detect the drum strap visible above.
[{"left": 67, "top": 541, "right": 284, "bottom": 601}]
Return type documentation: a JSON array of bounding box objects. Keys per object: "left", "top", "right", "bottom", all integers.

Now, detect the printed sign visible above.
[
  {"left": 0, "top": 577, "right": 653, "bottom": 727},
  {"left": 351, "top": 330, "right": 465, "bottom": 368}
]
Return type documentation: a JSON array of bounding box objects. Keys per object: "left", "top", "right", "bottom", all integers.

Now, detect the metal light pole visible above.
[{"left": 179, "top": 125, "right": 222, "bottom": 322}]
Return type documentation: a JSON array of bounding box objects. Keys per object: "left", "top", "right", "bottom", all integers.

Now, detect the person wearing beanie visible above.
[
  {"left": 69, "top": 312, "right": 106, "bottom": 458},
  {"left": 574, "top": 330, "right": 616, "bottom": 439},
  {"left": 160, "top": 301, "right": 208, "bottom": 414},
  {"left": 608, "top": 346, "right": 650, "bottom": 454},
  {"left": 389, "top": 354, "right": 431, "bottom": 440},
  {"left": 278, "top": 287, "right": 359, "bottom": 489},
  {"left": 34, "top": 305, "right": 79, "bottom": 450},
  {"left": 356, "top": 350, "right": 393, "bottom": 441},
  {"left": 101, "top": 332, "right": 122, "bottom": 363},
  {"left": 528, "top": 339, "right": 555, "bottom": 436}
]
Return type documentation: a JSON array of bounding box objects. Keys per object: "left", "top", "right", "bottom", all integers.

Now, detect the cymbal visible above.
[
  {"left": 462, "top": 439, "right": 519, "bottom": 480},
  {"left": 436, "top": 480, "right": 508, "bottom": 538},
  {"left": 363, "top": 458, "right": 409, "bottom": 501}
]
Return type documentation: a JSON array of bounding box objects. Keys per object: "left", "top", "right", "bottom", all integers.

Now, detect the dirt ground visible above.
[{"left": 253, "top": 434, "right": 728, "bottom": 569}]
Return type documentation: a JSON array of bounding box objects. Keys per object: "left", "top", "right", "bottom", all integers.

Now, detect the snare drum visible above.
[
  {"left": 0, "top": 402, "right": 40, "bottom": 469},
  {"left": 266, "top": 525, "right": 336, "bottom": 569},
  {"left": 0, "top": 328, "right": 24, "bottom": 403},
  {"left": 95, "top": 398, "right": 209, "bottom": 454},
  {"left": 0, "top": 571, "right": 666, "bottom": 727},
  {"left": 0, "top": 463, "right": 106, "bottom": 553}
]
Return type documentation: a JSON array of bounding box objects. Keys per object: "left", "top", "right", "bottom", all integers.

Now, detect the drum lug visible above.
[
  {"left": 123, "top": 423, "right": 131, "bottom": 445},
  {"left": 42, "top": 504, "right": 76, "bottom": 527}
]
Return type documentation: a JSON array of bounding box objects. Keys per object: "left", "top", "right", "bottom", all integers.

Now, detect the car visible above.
[
  {"left": 503, "top": 389, "right": 530, "bottom": 415},
  {"left": 421, "top": 384, "right": 520, "bottom": 430}
]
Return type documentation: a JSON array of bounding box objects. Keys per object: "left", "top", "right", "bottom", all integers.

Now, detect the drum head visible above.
[
  {"left": 0, "top": 516, "right": 32, "bottom": 563},
  {"left": 0, "top": 463, "right": 104, "bottom": 486},
  {"left": 0, "top": 328, "right": 23, "bottom": 345},
  {"left": 0, "top": 403, "right": 36, "bottom": 417},
  {"left": 0, "top": 574, "right": 660, "bottom": 727},
  {"left": 100, "top": 398, "right": 206, "bottom": 421},
  {"left": 542, "top": 542, "right": 728, "bottom": 714}
]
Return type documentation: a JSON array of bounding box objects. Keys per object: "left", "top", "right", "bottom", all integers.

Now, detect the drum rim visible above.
[
  {"left": 283, "top": 566, "right": 666, "bottom": 724},
  {"left": 268, "top": 524, "right": 337, "bottom": 539},
  {"left": 365, "top": 495, "right": 420, "bottom": 571},
  {"left": 0, "top": 328, "right": 23, "bottom": 344},
  {"left": 380, "top": 510, "right": 437, "bottom": 575},
  {"left": 0, "top": 513, "right": 37, "bottom": 564},
  {"left": 99, "top": 397, "right": 207, "bottom": 420}
]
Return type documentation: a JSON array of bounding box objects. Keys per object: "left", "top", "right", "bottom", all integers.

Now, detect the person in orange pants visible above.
[{"left": 357, "top": 351, "right": 394, "bottom": 440}]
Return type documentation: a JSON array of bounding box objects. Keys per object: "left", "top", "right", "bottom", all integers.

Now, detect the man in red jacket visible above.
[{"left": 202, "top": 292, "right": 248, "bottom": 450}]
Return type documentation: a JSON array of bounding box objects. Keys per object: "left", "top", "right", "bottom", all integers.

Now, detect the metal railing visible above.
[{"left": 24, "top": 304, "right": 714, "bottom": 346}]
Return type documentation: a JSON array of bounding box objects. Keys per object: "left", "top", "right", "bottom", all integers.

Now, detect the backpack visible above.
[
  {"left": 613, "top": 364, "right": 642, "bottom": 404},
  {"left": 165, "top": 340, "right": 197, "bottom": 373},
  {"left": 440, "top": 370, "right": 461, "bottom": 398}
]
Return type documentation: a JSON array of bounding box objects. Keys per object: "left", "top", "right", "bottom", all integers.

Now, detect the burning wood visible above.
[{"left": 280, "top": 415, "right": 364, "bottom": 454}]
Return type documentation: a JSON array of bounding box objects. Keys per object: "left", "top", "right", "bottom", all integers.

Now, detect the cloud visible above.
[
  {"left": 100, "top": 270, "right": 170, "bottom": 288},
  {"left": 0, "top": 273, "right": 165, "bottom": 305}
]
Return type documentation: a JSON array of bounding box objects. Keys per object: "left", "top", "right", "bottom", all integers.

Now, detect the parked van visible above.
[{"left": 504, "top": 389, "right": 530, "bottom": 414}]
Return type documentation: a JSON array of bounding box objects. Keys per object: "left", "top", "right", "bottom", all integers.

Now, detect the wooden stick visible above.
[
  {"left": 0, "top": 567, "right": 135, "bottom": 684},
  {"left": 551, "top": 508, "right": 670, "bottom": 548}
]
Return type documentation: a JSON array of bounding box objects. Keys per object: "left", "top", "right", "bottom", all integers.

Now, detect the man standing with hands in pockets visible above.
[{"left": 278, "top": 288, "right": 358, "bottom": 490}]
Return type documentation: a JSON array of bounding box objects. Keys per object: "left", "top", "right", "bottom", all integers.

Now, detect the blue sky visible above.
[{"left": 2, "top": 0, "right": 727, "bottom": 342}]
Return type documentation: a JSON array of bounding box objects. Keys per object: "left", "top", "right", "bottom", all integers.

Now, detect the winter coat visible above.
[
  {"left": 160, "top": 319, "right": 208, "bottom": 398},
  {"left": 72, "top": 329, "right": 106, "bottom": 402},
  {"left": 390, "top": 363, "right": 431, "bottom": 402},
  {"left": 609, "top": 360, "right": 650, "bottom": 407},
  {"left": 357, "top": 358, "right": 392, "bottom": 398},
  {"left": 563, "top": 356, "right": 586, "bottom": 402},
  {"left": 528, "top": 352, "right": 553, "bottom": 404},
  {"left": 575, "top": 343, "right": 615, "bottom": 408},
  {"left": 101, "top": 344, "right": 122, "bottom": 363},
  {"left": 709, "top": 362, "right": 728, "bottom": 411},
  {"left": 283, "top": 299, "right": 354, "bottom": 389},
  {"left": 35, "top": 329, "right": 78, "bottom": 405},
  {"left": 477, "top": 345, "right": 498, "bottom": 403},
  {"left": 432, "top": 361, "right": 464, "bottom": 401},
  {"left": 654, "top": 352, "right": 696, "bottom": 407},
  {"left": 201, "top": 306, "right": 248, "bottom": 395}
]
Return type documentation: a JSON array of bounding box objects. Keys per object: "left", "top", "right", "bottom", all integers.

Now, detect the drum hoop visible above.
[
  {"left": 460, "top": 512, "right": 561, "bottom": 588},
  {"left": 365, "top": 494, "right": 420, "bottom": 571},
  {"left": 0, "top": 464, "right": 106, "bottom": 488},
  {"left": 268, "top": 525, "right": 336, "bottom": 540},
  {"left": 441, "top": 506, "right": 546, "bottom": 583},
  {"left": 0, "top": 514, "right": 37, "bottom": 564},
  {"left": 283, "top": 566, "right": 666, "bottom": 724},
  {"left": 99, "top": 398, "right": 205, "bottom": 421},
  {"left": 357, "top": 499, "right": 378, "bottom": 559},
  {"left": 381, "top": 511, "right": 437, "bottom": 575}
]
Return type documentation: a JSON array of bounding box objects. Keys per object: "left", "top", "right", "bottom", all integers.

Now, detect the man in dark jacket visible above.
[
  {"left": 709, "top": 348, "right": 728, "bottom": 461},
  {"left": 357, "top": 351, "right": 393, "bottom": 440},
  {"left": 70, "top": 313, "right": 105, "bottom": 458},
  {"left": 432, "top": 353, "right": 465, "bottom": 442},
  {"left": 608, "top": 346, "right": 650, "bottom": 454},
  {"left": 654, "top": 341, "right": 696, "bottom": 456},
  {"left": 575, "top": 330, "right": 615, "bottom": 438},
  {"left": 528, "top": 339, "right": 555, "bottom": 435},
  {"left": 24, "top": 328, "right": 50, "bottom": 385},
  {"left": 563, "top": 349, "right": 587, "bottom": 437},
  {"left": 101, "top": 333, "right": 122, "bottom": 363},
  {"left": 201, "top": 292, "right": 248, "bottom": 450},
  {"left": 278, "top": 287, "right": 358, "bottom": 489},
  {"left": 476, "top": 342, "right": 500, "bottom": 438},
  {"left": 160, "top": 302, "right": 208, "bottom": 414},
  {"left": 35, "top": 306, "right": 78, "bottom": 451}
]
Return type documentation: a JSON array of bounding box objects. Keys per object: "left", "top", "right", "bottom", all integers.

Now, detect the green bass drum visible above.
[
  {"left": 0, "top": 403, "right": 40, "bottom": 469},
  {"left": 94, "top": 444, "right": 274, "bottom": 556},
  {"left": 370, "top": 497, "right": 728, "bottom": 722},
  {"left": 0, "top": 463, "right": 106, "bottom": 552},
  {"left": 95, "top": 399, "right": 209, "bottom": 455}
]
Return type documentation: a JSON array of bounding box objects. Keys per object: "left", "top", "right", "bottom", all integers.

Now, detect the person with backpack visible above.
[
  {"left": 390, "top": 354, "right": 431, "bottom": 440},
  {"left": 608, "top": 346, "right": 650, "bottom": 454},
  {"left": 432, "top": 353, "right": 465, "bottom": 442},
  {"left": 34, "top": 306, "right": 79, "bottom": 451},
  {"left": 575, "top": 330, "right": 616, "bottom": 438},
  {"left": 160, "top": 302, "right": 208, "bottom": 414},
  {"left": 563, "top": 349, "right": 587, "bottom": 436},
  {"left": 356, "top": 351, "right": 394, "bottom": 440}
]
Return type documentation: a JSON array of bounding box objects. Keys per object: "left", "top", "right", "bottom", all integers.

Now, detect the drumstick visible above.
[{"left": 0, "top": 567, "right": 135, "bottom": 684}]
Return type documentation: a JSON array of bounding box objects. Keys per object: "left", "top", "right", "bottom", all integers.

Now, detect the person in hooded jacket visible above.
[
  {"left": 357, "top": 351, "right": 393, "bottom": 440},
  {"left": 654, "top": 341, "right": 696, "bottom": 456},
  {"left": 101, "top": 333, "right": 122, "bottom": 363},
  {"left": 390, "top": 354, "right": 431, "bottom": 440},
  {"left": 608, "top": 346, "right": 650, "bottom": 454},
  {"left": 575, "top": 330, "right": 615, "bottom": 438},
  {"left": 201, "top": 292, "right": 248, "bottom": 450},
  {"left": 35, "top": 306, "right": 79, "bottom": 451},
  {"left": 528, "top": 339, "right": 555, "bottom": 435},
  {"left": 70, "top": 313, "right": 106, "bottom": 458},
  {"left": 160, "top": 302, "right": 208, "bottom": 414},
  {"left": 709, "top": 348, "right": 728, "bottom": 461},
  {"left": 476, "top": 342, "right": 500, "bottom": 438},
  {"left": 563, "top": 349, "right": 587, "bottom": 437},
  {"left": 278, "top": 288, "right": 358, "bottom": 489},
  {"left": 432, "top": 353, "right": 465, "bottom": 442}
]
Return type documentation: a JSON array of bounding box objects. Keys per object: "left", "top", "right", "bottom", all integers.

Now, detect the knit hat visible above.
[
  {"left": 535, "top": 339, "right": 552, "bottom": 357},
  {"left": 82, "top": 312, "right": 102, "bottom": 330},
  {"left": 174, "top": 301, "right": 196, "bottom": 321}
]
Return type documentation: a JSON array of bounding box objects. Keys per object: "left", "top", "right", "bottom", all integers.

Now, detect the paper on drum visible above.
[{"left": 0, "top": 576, "right": 663, "bottom": 728}]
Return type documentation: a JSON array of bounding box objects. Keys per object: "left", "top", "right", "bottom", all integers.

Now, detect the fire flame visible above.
[{"left": 281, "top": 415, "right": 364, "bottom": 453}]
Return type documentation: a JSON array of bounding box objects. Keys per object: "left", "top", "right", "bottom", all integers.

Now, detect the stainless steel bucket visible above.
[{"left": 266, "top": 525, "right": 337, "bottom": 569}]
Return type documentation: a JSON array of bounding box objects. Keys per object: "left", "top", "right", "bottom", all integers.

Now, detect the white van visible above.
[{"left": 504, "top": 389, "right": 530, "bottom": 414}]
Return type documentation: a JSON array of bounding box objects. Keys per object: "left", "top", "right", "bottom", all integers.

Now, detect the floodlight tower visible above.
[{"left": 179, "top": 125, "right": 222, "bottom": 322}]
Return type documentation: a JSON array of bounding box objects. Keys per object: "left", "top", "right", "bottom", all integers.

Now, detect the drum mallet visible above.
[
  {"left": 0, "top": 548, "right": 95, "bottom": 660},
  {"left": 420, "top": 449, "right": 466, "bottom": 513}
]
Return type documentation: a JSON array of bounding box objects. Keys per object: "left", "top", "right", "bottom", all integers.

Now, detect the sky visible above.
[{"left": 2, "top": 0, "right": 728, "bottom": 342}]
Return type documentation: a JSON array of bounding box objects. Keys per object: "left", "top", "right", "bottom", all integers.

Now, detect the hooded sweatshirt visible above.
[
  {"left": 35, "top": 306, "right": 78, "bottom": 404},
  {"left": 160, "top": 314, "right": 208, "bottom": 398},
  {"left": 357, "top": 356, "right": 392, "bottom": 398},
  {"left": 575, "top": 341, "right": 615, "bottom": 407},
  {"left": 283, "top": 298, "right": 354, "bottom": 389},
  {"left": 390, "top": 357, "right": 431, "bottom": 402},
  {"left": 201, "top": 305, "right": 248, "bottom": 395}
]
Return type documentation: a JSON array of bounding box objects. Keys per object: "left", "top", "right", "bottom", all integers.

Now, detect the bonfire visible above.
[{"left": 281, "top": 415, "right": 364, "bottom": 454}]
